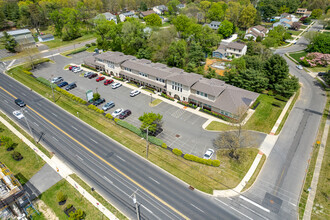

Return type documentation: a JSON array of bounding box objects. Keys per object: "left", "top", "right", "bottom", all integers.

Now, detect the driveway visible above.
[{"left": 31, "top": 52, "right": 266, "bottom": 157}]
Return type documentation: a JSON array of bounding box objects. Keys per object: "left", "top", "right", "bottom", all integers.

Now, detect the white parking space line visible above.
[
  {"left": 71, "top": 126, "right": 78, "bottom": 131},
  {"left": 116, "top": 155, "right": 126, "bottom": 162},
  {"left": 215, "top": 198, "right": 253, "bottom": 220},
  {"left": 190, "top": 203, "right": 204, "bottom": 213},
  {"left": 52, "top": 136, "right": 59, "bottom": 141},
  {"left": 239, "top": 196, "right": 270, "bottom": 213},
  {"left": 148, "top": 177, "right": 160, "bottom": 185},
  {"left": 103, "top": 176, "right": 113, "bottom": 184},
  {"left": 90, "top": 138, "right": 98, "bottom": 144}
]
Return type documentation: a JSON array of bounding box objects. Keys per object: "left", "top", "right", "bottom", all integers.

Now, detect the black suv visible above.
[
  {"left": 15, "top": 99, "right": 26, "bottom": 107},
  {"left": 93, "top": 98, "right": 105, "bottom": 106},
  {"left": 65, "top": 83, "right": 77, "bottom": 91}
]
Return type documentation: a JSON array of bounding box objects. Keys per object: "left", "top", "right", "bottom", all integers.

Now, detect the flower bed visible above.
[
  {"left": 177, "top": 101, "right": 197, "bottom": 109},
  {"left": 300, "top": 52, "right": 330, "bottom": 67},
  {"left": 113, "top": 76, "right": 124, "bottom": 81},
  {"left": 160, "top": 93, "right": 174, "bottom": 101}
]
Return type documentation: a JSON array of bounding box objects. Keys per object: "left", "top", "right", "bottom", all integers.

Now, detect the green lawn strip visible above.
[
  {"left": 70, "top": 174, "right": 128, "bottom": 220},
  {"left": 242, "top": 154, "right": 266, "bottom": 192},
  {"left": 287, "top": 30, "right": 302, "bottom": 36},
  {"left": 288, "top": 51, "right": 307, "bottom": 63},
  {"left": 39, "top": 179, "right": 107, "bottom": 220},
  {"left": 126, "top": 82, "right": 139, "bottom": 88},
  {"left": 206, "top": 94, "right": 286, "bottom": 133},
  {"left": 86, "top": 46, "right": 97, "bottom": 52},
  {"left": 275, "top": 89, "right": 300, "bottom": 135},
  {"left": 27, "top": 207, "right": 47, "bottom": 220},
  {"left": 0, "top": 112, "right": 52, "bottom": 158},
  {"left": 307, "top": 66, "right": 330, "bottom": 73},
  {"left": 6, "top": 65, "right": 260, "bottom": 193},
  {"left": 60, "top": 47, "right": 87, "bottom": 57},
  {"left": 298, "top": 85, "right": 329, "bottom": 219},
  {"left": 0, "top": 121, "right": 45, "bottom": 185},
  {"left": 142, "top": 88, "right": 156, "bottom": 93},
  {"left": 41, "top": 34, "right": 96, "bottom": 49},
  {"left": 149, "top": 98, "right": 162, "bottom": 107},
  {"left": 1, "top": 48, "right": 39, "bottom": 62},
  {"left": 300, "top": 25, "right": 308, "bottom": 29}
]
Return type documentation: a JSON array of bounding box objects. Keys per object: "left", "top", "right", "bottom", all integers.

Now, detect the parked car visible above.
[
  {"left": 102, "top": 101, "right": 115, "bottom": 111},
  {"left": 13, "top": 110, "right": 24, "bottom": 119},
  {"left": 93, "top": 98, "right": 105, "bottom": 106},
  {"left": 58, "top": 81, "right": 68, "bottom": 88},
  {"left": 84, "top": 72, "right": 93, "bottom": 78},
  {"left": 111, "top": 82, "right": 122, "bottom": 89},
  {"left": 104, "top": 79, "right": 114, "bottom": 85},
  {"left": 65, "top": 83, "right": 77, "bottom": 91},
  {"left": 88, "top": 73, "right": 98, "bottom": 79},
  {"left": 296, "top": 65, "right": 303, "bottom": 70},
  {"left": 15, "top": 99, "right": 26, "bottom": 107},
  {"left": 111, "top": 108, "right": 124, "bottom": 117},
  {"left": 119, "top": 109, "right": 131, "bottom": 119},
  {"left": 96, "top": 76, "right": 105, "bottom": 82},
  {"left": 318, "top": 72, "right": 326, "bottom": 76},
  {"left": 69, "top": 65, "right": 78, "bottom": 70},
  {"left": 203, "top": 149, "right": 214, "bottom": 159},
  {"left": 130, "top": 90, "right": 141, "bottom": 97},
  {"left": 51, "top": 76, "right": 63, "bottom": 84},
  {"left": 73, "top": 67, "right": 82, "bottom": 73}
]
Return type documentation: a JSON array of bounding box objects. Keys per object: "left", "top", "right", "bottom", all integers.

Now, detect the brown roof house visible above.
[
  {"left": 244, "top": 25, "right": 269, "bottom": 41},
  {"left": 140, "top": 10, "right": 156, "bottom": 17},
  {"left": 296, "top": 8, "right": 312, "bottom": 17}
]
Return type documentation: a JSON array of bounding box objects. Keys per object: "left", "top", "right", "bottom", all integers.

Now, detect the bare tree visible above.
[{"left": 19, "top": 38, "right": 40, "bottom": 70}]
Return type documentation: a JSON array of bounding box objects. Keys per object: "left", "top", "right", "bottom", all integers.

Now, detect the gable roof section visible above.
[
  {"left": 191, "top": 78, "right": 226, "bottom": 97},
  {"left": 166, "top": 72, "right": 201, "bottom": 87},
  {"left": 141, "top": 10, "right": 156, "bottom": 17},
  {"left": 96, "top": 51, "right": 134, "bottom": 64},
  {"left": 227, "top": 42, "right": 246, "bottom": 50}
]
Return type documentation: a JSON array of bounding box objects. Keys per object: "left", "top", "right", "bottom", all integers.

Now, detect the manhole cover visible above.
[{"left": 175, "top": 134, "right": 180, "bottom": 138}]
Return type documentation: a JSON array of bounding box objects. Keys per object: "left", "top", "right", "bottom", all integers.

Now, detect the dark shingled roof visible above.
[
  {"left": 166, "top": 72, "right": 201, "bottom": 87},
  {"left": 191, "top": 78, "right": 226, "bottom": 97},
  {"left": 95, "top": 51, "right": 134, "bottom": 64}
]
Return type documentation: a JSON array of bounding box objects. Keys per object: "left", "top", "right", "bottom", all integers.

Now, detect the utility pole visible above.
[
  {"left": 146, "top": 126, "right": 149, "bottom": 159},
  {"left": 150, "top": 93, "right": 152, "bottom": 104},
  {"left": 49, "top": 75, "right": 55, "bottom": 102},
  {"left": 131, "top": 191, "right": 140, "bottom": 220},
  {"left": 21, "top": 107, "right": 39, "bottom": 162}
]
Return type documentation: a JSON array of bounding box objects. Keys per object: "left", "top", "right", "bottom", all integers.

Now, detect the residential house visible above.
[
  {"left": 153, "top": 5, "right": 168, "bottom": 15},
  {"left": 119, "top": 11, "right": 138, "bottom": 22},
  {"left": 37, "top": 34, "right": 54, "bottom": 42},
  {"left": 177, "top": 4, "right": 185, "bottom": 9},
  {"left": 0, "top": 29, "right": 36, "bottom": 51},
  {"left": 244, "top": 25, "right": 269, "bottom": 41},
  {"left": 95, "top": 12, "right": 117, "bottom": 24},
  {"left": 273, "top": 14, "right": 299, "bottom": 28},
  {"left": 203, "top": 21, "right": 221, "bottom": 30},
  {"left": 159, "top": 16, "right": 169, "bottom": 23},
  {"left": 212, "top": 41, "right": 247, "bottom": 59},
  {"left": 140, "top": 10, "right": 156, "bottom": 18},
  {"left": 296, "top": 8, "right": 312, "bottom": 17},
  {"left": 84, "top": 51, "right": 259, "bottom": 119}
]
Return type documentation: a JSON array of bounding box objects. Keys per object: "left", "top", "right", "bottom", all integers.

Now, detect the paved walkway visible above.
[
  {"left": 0, "top": 113, "right": 120, "bottom": 220},
  {"left": 303, "top": 107, "right": 329, "bottom": 220}
]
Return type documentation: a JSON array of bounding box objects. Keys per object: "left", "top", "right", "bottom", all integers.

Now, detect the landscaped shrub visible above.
[
  {"left": 160, "top": 93, "right": 175, "bottom": 101},
  {"left": 5, "top": 138, "right": 14, "bottom": 151},
  {"left": 212, "top": 160, "right": 220, "bottom": 167},
  {"left": 172, "top": 148, "right": 182, "bottom": 156},
  {"left": 11, "top": 151, "right": 23, "bottom": 161},
  {"left": 199, "top": 108, "right": 232, "bottom": 122},
  {"left": 177, "top": 101, "right": 197, "bottom": 109},
  {"left": 55, "top": 87, "right": 87, "bottom": 104},
  {"left": 56, "top": 191, "right": 67, "bottom": 203},
  {"left": 113, "top": 76, "right": 124, "bottom": 81},
  {"left": 275, "top": 95, "right": 289, "bottom": 102},
  {"left": 64, "top": 47, "right": 87, "bottom": 56},
  {"left": 66, "top": 204, "right": 73, "bottom": 209},
  {"left": 183, "top": 154, "right": 220, "bottom": 167},
  {"left": 115, "top": 120, "right": 142, "bottom": 136},
  {"left": 161, "top": 143, "right": 167, "bottom": 149},
  {"left": 91, "top": 42, "right": 96, "bottom": 46},
  {"left": 105, "top": 113, "right": 113, "bottom": 120},
  {"left": 24, "top": 58, "right": 51, "bottom": 70},
  {"left": 299, "top": 52, "right": 330, "bottom": 67},
  {"left": 272, "top": 101, "right": 282, "bottom": 107},
  {"left": 147, "top": 136, "right": 163, "bottom": 146},
  {"left": 114, "top": 118, "right": 120, "bottom": 123},
  {"left": 93, "top": 93, "right": 100, "bottom": 101},
  {"left": 81, "top": 64, "right": 97, "bottom": 71},
  {"left": 23, "top": 70, "right": 33, "bottom": 75},
  {"left": 69, "top": 209, "right": 85, "bottom": 220},
  {"left": 87, "top": 104, "right": 104, "bottom": 114},
  {"left": 85, "top": 43, "right": 91, "bottom": 47},
  {"left": 36, "top": 77, "right": 57, "bottom": 88}
]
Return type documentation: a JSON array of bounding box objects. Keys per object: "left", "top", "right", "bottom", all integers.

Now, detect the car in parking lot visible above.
[
  {"left": 104, "top": 79, "right": 114, "bottom": 85},
  {"left": 111, "top": 82, "right": 122, "bottom": 89},
  {"left": 296, "top": 65, "right": 303, "bottom": 70},
  {"left": 93, "top": 98, "right": 105, "bottom": 106},
  {"left": 65, "top": 83, "right": 77, "bottom": 91},
  {"left": 96, "top": 76, "right": 105, "bottom": 82},
  {"left": 203, "top": 149, "right": 214, "bottom": 159},
  {"left": 111, "top": 108, "right": 124, "bottom": 117},
  {"left": 15, "top": 99, "right": 26, "bottom": 107},
  {"left": 69, "top": 65, "right": 78, "bottom": 70},
  {"left": 102, "top": 101, "right": 115, "bottom": 111},
  {"left": 73, "top": 67, "right": 82, "bottom": 73},
  {"left": 130, "top": 90, "right": 141, "bottom": 97},
  {"left": 58, "top": 81, "right": 68, "bottom": 88},
  {"left": 84, "top": 72, "right": 93, "bottom": 77},
  {"left": 119, "top": 109, "right": 131, "bottom": 119},
  {"left": 13, "top": 110, "right": 24, "bottom": 119},
  {"left": 88, "top": 73, "right": 98, "bottom": 79},
  {"left": 51, "top": 76, "right": 63, "bottom": 84}
]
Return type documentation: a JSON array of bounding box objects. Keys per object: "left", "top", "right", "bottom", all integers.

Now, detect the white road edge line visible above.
[
  {"left": 239, "top": 195, "right": 270, "bottom": 213},
  {"left": 7, "top": 59, "right": 16, "bottom": 70},
  {"left": 215, "top": 198, "right": 253, "bottom": 220},
  {"left": 4, "top": 100, "right": 8, "bottom": 103},
  {"left": 103, "top": 176, "right": 113, "bottom": 184},
  {"left": 116, "top": 155, "right": 126, "bottom": 162},
  {"left": 148, "top": 177, "right": 160, "bottom": 185},
  {"left": 240, "top": 204, "right": 269, "bottom": 220},
  {"left": 52, "top": 136, "right": 58, "bottom": 141},
  {"left": 71, "top": 126, "right": 78, "bottom": 131},
  {"left": 90, "top": 138, "right": 98, "bottom": 144},
  {"left": 190, "top": 203, "right": 204, "bottom": 213},
  {"left": 76, "top": 155, "right": 83, "bottom": 161},
  {"left": 141, "top": 204, "right": 153, "bottom": 214}
]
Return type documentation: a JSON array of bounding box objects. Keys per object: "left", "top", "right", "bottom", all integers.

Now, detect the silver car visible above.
[
  {"left": 102, "top": 101, "right": 115, "bottom": 111},
  {"left": 111, "top": 82, "right": 122, "bottom": 89},
  {"left": 111, "top": 108, "right": 123, "bottom": 117},
  {"left": 203, "top": 149, "right": 214, "bottom": 159},
  {"left": 51, "top": 76, "right": 63, "bottom": 84}
]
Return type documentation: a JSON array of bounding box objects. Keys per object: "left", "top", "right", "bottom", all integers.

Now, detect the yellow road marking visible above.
[{"left": 0, "top": 86, "right": 189, "bottom": 219}]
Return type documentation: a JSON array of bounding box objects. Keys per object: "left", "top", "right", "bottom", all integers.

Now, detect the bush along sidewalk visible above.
[
  {"left": 55, "top": 87, "right": 87, "bottom": 104},
  {"left": 113, "top": 76, "right": 124, "bottom": 81},
  {"left": 177, "top": 101, "right": 197, "bottom": 109},
  {"left": 160, "top": 93, "right": 175, "bottom": 101},
  {"left": 199, "top": 108, "right": 232, "bottom": 122},
  {"left": 81, "top": 64, "right": 97, "bottom": 72}
]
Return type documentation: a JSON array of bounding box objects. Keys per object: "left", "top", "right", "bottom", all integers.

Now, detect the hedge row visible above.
[
  {"left": 64, "top": 47, "right": 87, "bottom": 56},
  {"left": 81, "top": 64, "right": 97, "bottom": 72},
  {"left": 113, "top": 76, "right": 124, "bottom": 81},
  {"left": 160, "top": 93, "right": 175, "bottom": 101},
  {"left": 55, "top": 87, "right": 87, "bottom": 104},
  {"left": 161, "top": 143, "right": 167, "bottom": 149},
  {"left": 87, "top": 104, "right": 104, "bottom": 114},
  {"left": 105, "top": 113, "right": 113, "bottom": 120},
  {"left": 199, "top": 108, "right": 232, "bottom": 122},
  {"left": 177, "top": 101, "right": 197, "bottom": 109},
  {"left": 172, "top": 148, "right": 182, "bottom": 156},
  {"left": 115, "top": 119, "right": 142, "bottom": 136},
  {"left": 23, "top": 70, "right": 33, "bottom": 75},
  {"left": 36, "top": 77, "right": 57, "bottom": 88},
  {"left": 146, "top": 135, "right": 163, "bottom": 146},
  {"left": 184, "top": 154, "right": 220, "bottom": 167},
  {"left": 24, "top": 58, "right": 51, "bottom": 70}
]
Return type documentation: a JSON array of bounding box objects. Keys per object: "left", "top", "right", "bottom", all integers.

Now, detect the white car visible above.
[
  {"left": 130, "top": 90, "right": 141, "bottom": 97},
  {"left": 51, "top": 76, "right": 63, "bottom": 84},
  {"left": 111, "top": 82, "right": 122, "bottom": 89},
  {"left": 111, "top": 108, "right": 124, "bottom": 117},
  {"left": 203, "top": 149, "right": 214, "bottom": 159},
  {"left": 73, "top": 67, "right": 82, "bottom": 73},
  {"left": 13, "top": 110, "right": 24, "bottom": 119},
  {"left": 296, "top": 65, "right": 303, "bottom": 70}
]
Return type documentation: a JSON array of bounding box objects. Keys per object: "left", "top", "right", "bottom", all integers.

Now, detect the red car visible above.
[
  {"left": 119, "top": 109, "right": 131, "bottom": 119},
  {"left": 96, "top": 76, "right": 105, "bottom": 82},
  {"left": 69, "top": 65, "right": 77, "bottom": 70},
  {"left": 104, "top": 79, "right": 114, "bottom": 85}
]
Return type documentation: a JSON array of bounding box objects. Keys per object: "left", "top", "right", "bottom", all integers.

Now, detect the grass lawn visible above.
[
  {"left": 300, "top": 25, "right": 308, "bottom": 29},
  {"left": 0, "top": 120, "right": 45, "bottom": 185},
  {"left": 6, "top": 64, "right": 261, "bottom": 193},
  {"left": 42, "top": 33, "right": 96, "bottom": 49},
  {"left": 206, "top": 94, "right": 286, "bottom": 133},
  {"left": 40, "top": 179, "right": 107, "bottom": 220},
  {"left": 307, "top": 66, "right": 330, "bottom": 73},
  {"left": 126, "top": 82, "right": 139, "bottom": 88},
  {"left": 1, "top": 48, "right": 40, "bottom": 62},
  {"left": 289, "top": 51, "right": 307, "bottom": 63},
  {"left": 142, "top": 88, "right": 156, "bottom": 93},
  {"left": 287, "top": 30, "right": 303, "bottom": 36},
  {"left": 70, "top": 174, "right": 127, "bottom": 220},
  {"left": 149, "top": 98, "right": 162, "bottom": 107},
  {"left": 86, "top": 46, "right": 97, "bottom": 52}
]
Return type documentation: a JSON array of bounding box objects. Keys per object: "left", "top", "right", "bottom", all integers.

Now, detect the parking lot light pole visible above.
[{"left": 150, "top": 93, "right": 152, "bottom": 104}]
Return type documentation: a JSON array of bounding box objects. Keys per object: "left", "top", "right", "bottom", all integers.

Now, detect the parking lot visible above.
[{"left": 31, "top": 52, "right": 266, "bottom": 157}]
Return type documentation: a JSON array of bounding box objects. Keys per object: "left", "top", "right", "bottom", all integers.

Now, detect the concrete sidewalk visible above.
[{"left": 0, "top": 113, "right": 120, "bottom": 220}]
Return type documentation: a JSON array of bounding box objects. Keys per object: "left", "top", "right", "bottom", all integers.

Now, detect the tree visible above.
[
  {"left": 238, "top": 4, "right": 257, "bottom": 29},
  {"left": 225, "top": 2, "right": 242, "bottom": 26},
  {"left": 144, "top": 14, "right": 162, "bottom": 27},
  {"left": 200, "top": 1, "right": 211, "bottom": 23},
  {"left": 264, "top": 54, "right": 289, "bottom": 87},
  {"left": 310, "top": 9, "right": 323, "bottom": 18},
  {"left": 94, "top": 15, "right": 114, "bottom": 50},
  {"left": 167, "top": 0, "right": 180, "bottom": 15},
  {"left": 258, "top": 4, "right": 277, "bottom": 20},
  {"left": 167, "top": 40, "right": 187, "bottom": 68},
  {"left": 188, "top": 41, "right": 205, "bottom": 67},
  {"left": 274, "top": 76, "right": 299, "bottom": 98},
  {"left": 121, "top": 18, "right": 147, "bottom": 55},
  {"left": 207, "top": 2, "right": 225, "bottom": 21},
  {"left": 218, "top": 20, "right": 234, "bottom": 38},
  {"left": 172, "top": 14, "right": 192, "bottom": 38},
  {"left": 140, "top": 1, "right": 148, "bottom": 11},
  {"left": 307, "top": 33, "right": 330, "bottom": 54},
  {"left": 139, "top": 112, "right": 163, "bottom": 134},
  {"left": 2, "top": 32, "right": 17, "bottom": 53},
  {"left": 291, "top": 22, "right": 301, "bottom": 31}
]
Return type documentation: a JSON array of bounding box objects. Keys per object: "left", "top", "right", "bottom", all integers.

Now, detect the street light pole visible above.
[
  {"left": 131, "top": 191, "right": 140, "bottom": 220},
  {"left": 21, "top": 107, "right": 39, "bottom": 162},
  {"left": 150, "top": 93, "right": 153, "bottom": 104},
  {"left": 146, "top": 126, "right": 149, "bottom": 159},
  {"left": 49, "top": 75, "right": 55, "bottom": 102}
]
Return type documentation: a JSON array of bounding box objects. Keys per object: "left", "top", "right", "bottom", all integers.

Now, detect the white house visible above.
[
  {"left": 273, "top": 14, "right": 299, "bottom": 28},
  {"left": 212, "top": 41, "right": 247, "bottom": 59},
  {"left": 95, "top": 12, "right": 117, "bottom": 24},
  {"left": 153, "top": 5, "right": 168, "bottom": 15},
  {"left": 203, "top": 21, "right": 221, "bottom": 30},
  {"left": 244, "top": 25, "right": 269, "bottom": 41},
  {"left": 119, "top": 11, "right": 137, "bottom": 22}
]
